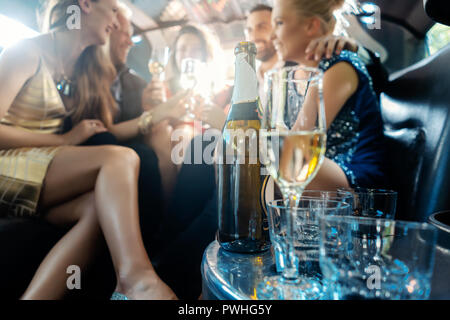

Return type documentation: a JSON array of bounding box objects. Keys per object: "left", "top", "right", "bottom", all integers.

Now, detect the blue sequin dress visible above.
[{"left": 318, "top": 50, "right": 388, "bottom": 188}]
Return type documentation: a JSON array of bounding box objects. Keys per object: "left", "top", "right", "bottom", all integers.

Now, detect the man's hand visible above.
[
  {"left": 151, "top": 90, "right": 192, "bottom": 125},
  {"left": 306, "top": 35, "right": 358, "bottom": 61},
  {"left": 142, "top": 79, "right": 167, "bottom": 111},
  {"left": 192, "top": 96, "right": 227, "bottom": 129}
]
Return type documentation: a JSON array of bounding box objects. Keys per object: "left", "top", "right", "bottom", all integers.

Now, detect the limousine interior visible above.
[{"left": 0, "top": 0, "right": 449, "bottom": 300}]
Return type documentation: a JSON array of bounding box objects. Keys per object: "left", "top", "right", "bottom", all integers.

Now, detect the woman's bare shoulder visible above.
[
  {"left": 324, "top": 61, "right": 359, "bottom": 94},
  {"left": 0, "top": 34, "right": 51, "bottom": 78}
]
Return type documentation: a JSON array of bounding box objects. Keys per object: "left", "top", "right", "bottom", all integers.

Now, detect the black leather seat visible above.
[
  {"left": 428, "top": 211, "right": 450, "bottom": 299},
  {"left": 381, "top": 44, "right": 450, "bottom": 222},
  {"left": 424, "top": 0, "right": 450, "bottom": 25},
  {"left": 0, "top": 219, "right": 64, "bottom": 298},
  {"left": 0, "top": 209, "right": 116, "bottom": 300}
]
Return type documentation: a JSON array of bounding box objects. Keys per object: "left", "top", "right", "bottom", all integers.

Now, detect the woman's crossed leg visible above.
[{"left": 21, "top": 145, "right": 176, "bottom": 300}]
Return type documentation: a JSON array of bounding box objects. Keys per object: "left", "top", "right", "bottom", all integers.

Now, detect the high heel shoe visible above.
[{"left": 110, "top": 292, "right": 129, "bottom": 300}]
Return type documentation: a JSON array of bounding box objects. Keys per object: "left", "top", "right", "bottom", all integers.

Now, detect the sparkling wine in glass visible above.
[
  {"left": 180, "top": 58, "right": 203, "bottom": 119},
  {"left": 258, "top": 65, "right": 327, "bottom": 299},
  {"left": 148, "top": 46, "right": 170, "bottom": 81},
  {"left": 264, "top": 130, "right": 326, "bottom": 191}
]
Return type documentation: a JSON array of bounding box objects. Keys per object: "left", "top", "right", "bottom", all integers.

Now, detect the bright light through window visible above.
[
  {"left": 0, "top": 14, "right": 39, "bottom": 49},
  {"left": 427, "top": 23, "right": 450, "bottom": 56}
]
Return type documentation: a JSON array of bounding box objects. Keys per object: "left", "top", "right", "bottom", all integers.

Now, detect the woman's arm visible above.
[
  {"left": 322, "top": 62, "right": 359, "bottom": 129},
  {"left": 294, "top": 61, "right": 359, "bottom": 131},
  {"left": 194, "top": 101, "right": 227, "bottom": 130},
  {"left": 106, "top": 90, "right": 191, "bottom": 142}
]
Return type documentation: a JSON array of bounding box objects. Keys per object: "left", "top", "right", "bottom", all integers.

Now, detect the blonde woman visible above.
[
  {"left": 0, "top": 0, "right": 180, "bottom": 300},
  {"left": 271, "top": 0, "right": 388, "bottom": 190}
]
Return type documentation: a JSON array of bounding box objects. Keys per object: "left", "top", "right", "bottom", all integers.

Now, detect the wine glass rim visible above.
[
  {"left": 268, "top": 199, "right": 351, "bottom": 211},
  {"left": 260, "top": 129, "right": 326, "bottom": 135},
  {"left": 338, "top": 187, "right": 398, "bottom": 195},
  {"left": 302, "top": 189, "right": 354, "bottom": 196},
  {"left": 266, "top": 65, "right": 323, "bottom": 82},
  {"left": 181, "top": 57, "right": 204, "bottom": 63},
  {"left": 321, "top": 214, "right": 437, "bottom": 231},
  {"left": 149, "top": 46, "right": 171, "bottom": 65}
]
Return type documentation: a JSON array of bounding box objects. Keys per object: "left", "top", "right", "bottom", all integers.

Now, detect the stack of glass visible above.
[{"left": 257, "top": 65, "right": 438, "bottom": 300}]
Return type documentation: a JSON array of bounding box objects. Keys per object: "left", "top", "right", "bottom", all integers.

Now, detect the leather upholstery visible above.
[
  {"left": 428, "top": 211, "right": 450, "bottom": 299},
  {"left": 0, "top": 219, "right": 64, "bottom": 299},
  {"left": 381, "top": 45, "right": 450, "bottom": 221},
  {"left": 0, "top": 218, "right": 115, "bottom": 299},
  {"left": 424, "top": 0, "right": 450, "bottom": 26}
]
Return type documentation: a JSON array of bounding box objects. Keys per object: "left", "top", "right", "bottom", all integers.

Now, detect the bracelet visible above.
[{"left": 138, "top": 111, "right": 153, "bottom": 135}]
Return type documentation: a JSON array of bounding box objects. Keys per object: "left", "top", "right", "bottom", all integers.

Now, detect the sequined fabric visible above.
[
  {"left": 0, "top": 57, "right": 65, "bottom": 217},
  {"left": 318, "top": 51, "right": 388, "bottom": 188},
  {"left": 285, "top": 71, "right": 305, "bottom": 129},
  {"left": 325, "top": 106, "right": 360, "bottom": 187},
  {"left": 110, "top": 292, "right": 129, "bottom": 300}
]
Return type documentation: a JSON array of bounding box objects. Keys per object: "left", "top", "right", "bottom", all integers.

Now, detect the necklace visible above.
[{"left": 52, "top": 32, "right": 76, "bottom": 97}]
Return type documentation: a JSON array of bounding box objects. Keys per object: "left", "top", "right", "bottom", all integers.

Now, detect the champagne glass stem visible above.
[{"left": 279, "top": 186, "right": 304, "bottom": 282}]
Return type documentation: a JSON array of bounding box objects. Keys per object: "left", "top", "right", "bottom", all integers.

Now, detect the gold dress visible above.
[{"left": 0, "top": 57, "right": 66, "bottom": 218}]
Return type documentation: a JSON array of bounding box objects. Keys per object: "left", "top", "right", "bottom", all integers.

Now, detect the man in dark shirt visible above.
[
  {"left": 109, "top": 5, "right": 166, "bottom": 124},
  {"left": 108, "top": 4, "right": 167, "bottom": 245}
]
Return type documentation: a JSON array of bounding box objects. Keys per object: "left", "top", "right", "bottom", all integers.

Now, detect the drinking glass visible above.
[
  {"left": 180, "top": 58, "right": 205, "bottom": 119},
  {"left": 259, "top": 199, "right": 351, "bottom": 299},
  {"left": 319, "top": 215, "right": 438, "bottom": 300},
  {"left": 338, "top": 187, "right": 397, "bottom": 219},
  {"left": 300, "top": 190, "right": 354, "bottom": 207},
  {"left": 259, "top": 65, "right": 326, "bottom": 299},
  {"left": 148, "top": 46, "right": 170, "bottom": 81}
]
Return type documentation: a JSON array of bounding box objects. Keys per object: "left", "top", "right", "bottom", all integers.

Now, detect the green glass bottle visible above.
[{"left": 217, "top": 42, "right": 271, "bottom": 253}]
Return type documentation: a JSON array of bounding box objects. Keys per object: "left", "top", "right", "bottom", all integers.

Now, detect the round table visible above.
[
  {"left": 201, "top": 240, "right": 450, "bottom": 300},
  {"left": 201, "top": 241, "right": 277, "bottom": 300}
]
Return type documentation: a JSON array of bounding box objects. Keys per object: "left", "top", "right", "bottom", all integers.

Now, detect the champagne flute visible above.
[
  {"left": 179, "top": 58, "right": 203, "bottom": 119},
  {"left": 259, "top": 65, "right": 327, "bottom": 299},
  {"left": 148, "top": 46, "right": 170, "bottom": 81}
]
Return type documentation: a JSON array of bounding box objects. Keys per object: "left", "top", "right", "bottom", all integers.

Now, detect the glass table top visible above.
[
  {"left": 201, "top": 240, "right": 277, "bottom": 300},
  {"left": 201, "top": 240, "right": 450, "bottom": 300}
]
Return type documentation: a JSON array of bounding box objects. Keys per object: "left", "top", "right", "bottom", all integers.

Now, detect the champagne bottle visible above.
[{"left": 216, "top": 42, "right": 271, "bottom": 253}]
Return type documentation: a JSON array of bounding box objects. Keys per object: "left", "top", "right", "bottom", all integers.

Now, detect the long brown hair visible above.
[
  {"left": 171, "top": 24, "right": 225, "bottom": 95},
  {"left": 39, "top": 0, "right": 117, "bottom": 125},
  {"left": 171, "top": 24, "right": 222, "bottom": 75}
]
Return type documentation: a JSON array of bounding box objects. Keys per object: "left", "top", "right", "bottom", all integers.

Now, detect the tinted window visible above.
[{"left": 427, "top": 23, "right": 450, "bottom": 55}]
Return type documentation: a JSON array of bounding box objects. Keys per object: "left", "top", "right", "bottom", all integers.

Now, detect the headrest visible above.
[{"left": 424, "top": 0, "right": 450, "bottom": 26}]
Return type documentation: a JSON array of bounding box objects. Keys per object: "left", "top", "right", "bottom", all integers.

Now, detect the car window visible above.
[{"left": 427, "top": 23, "right": 450, "bottom": 55}]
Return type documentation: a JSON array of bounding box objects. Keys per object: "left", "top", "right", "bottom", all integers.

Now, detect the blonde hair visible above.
[
  {"left": 290, "top": 0, "right": 346, "bottom": 33},
  {"left": 117, "top": 1, "right": 132, "bottom": 20},
  {"left": 39, "top": 0, "right": 118, "bottom": 125}
]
